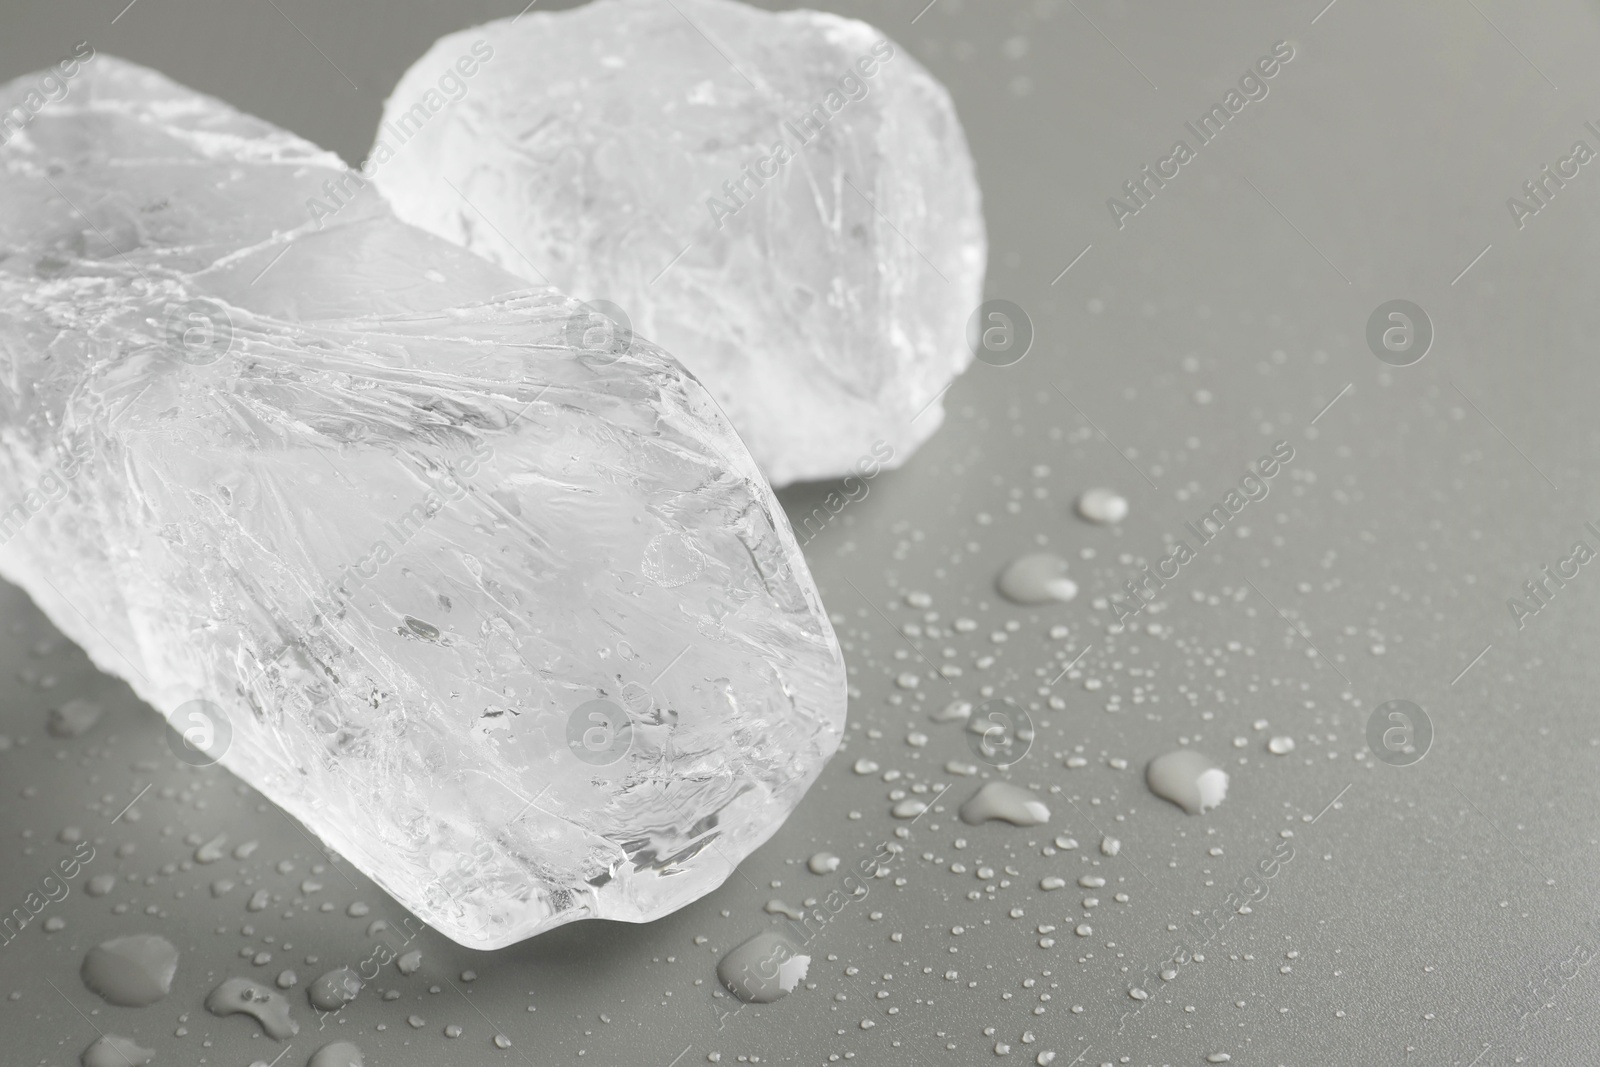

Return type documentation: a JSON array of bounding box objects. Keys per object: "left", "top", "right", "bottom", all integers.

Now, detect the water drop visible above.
[
  {"left": 194, "top": 833, "right": 228, "bottom": 864},
  {"left": 1268, "top": 736, "right": 1295, "bottom": 755},
  {"left": 307, "top": 1041, "right": 365, "bottom": 1067},
  {"left": 764, "top": 899, "right": 804, "bottom": 920},
  {"left": 47, "top": 698, "right": 103, "bottom": 737},
  {"left": 1146, "top": 750, "right": 1229, "bottom": 814},
  {"left": 807, "top": 852, "right": 840, "bottom": 875},
  {"left": 204, "top": 977, "right": 299, "bottom": 1039},
  {"left": 1074, "top": 487, "right": 1128, "bottom": 524},
  {"left": 718, "top": 931, "right": 809, "bottom": 1004},
  {"left": 891, "top": 798, "right": 928, "bottom": 819},
  {"left": 81, "top": 934, "right": 179, "bottom": 1007},
  {"left": 81, "top": 1035, "right": 154, "bottom": 1067},
  {"left": 308, "top": 966, "right": 362, "bottom": 1012},
  {"left": 996, "top": 553, "right": 1077, "bottom": 604},
  {"left": 958, "top": 782, "right": 1050, "bottom": 826}
]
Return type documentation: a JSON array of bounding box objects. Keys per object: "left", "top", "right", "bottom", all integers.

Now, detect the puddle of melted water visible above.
[
  {"left": 717, "top": 931, "right": 810, "bottom": 1004},
  {"left": 959, "top": 782, "right": 1051, "bottom": 826},
  {"left": 81, "top": 934, "right": 178, "bottom": 1007},
  {"left": 205, "top": 977, "right": 299, "bottom": 1039}
]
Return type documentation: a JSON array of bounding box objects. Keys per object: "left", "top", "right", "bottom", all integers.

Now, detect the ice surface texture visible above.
[
  {"left": 0, "top": 58, "right": 846, "bottom": 948},
  {"left": 373, "top": 0, "right": 987, "bottom": 487}
]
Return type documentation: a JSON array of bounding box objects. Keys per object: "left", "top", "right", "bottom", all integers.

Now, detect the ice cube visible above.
[
  {"left": 371, "top": 0, "right": 987, "bottom": 486},
  {"left": 0, "top": 56, "right": 845, "bottom": 948}
]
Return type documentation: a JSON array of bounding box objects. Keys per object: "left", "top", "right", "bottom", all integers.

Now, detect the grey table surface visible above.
[{"left": 5, "top": 0, "right": 1600, "bottom": 1064}]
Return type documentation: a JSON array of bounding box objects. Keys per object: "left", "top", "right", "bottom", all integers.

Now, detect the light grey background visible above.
[{"left": 4, "top": 0, "right": 1600, "bottom": 1064}]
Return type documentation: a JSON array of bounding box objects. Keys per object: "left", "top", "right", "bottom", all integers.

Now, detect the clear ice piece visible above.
[
  {"left": 0, "top": 58, "right": 846, "bottom": 948},
  {"left": 372, "top": 0, "right": 987, "bottom": 486}
]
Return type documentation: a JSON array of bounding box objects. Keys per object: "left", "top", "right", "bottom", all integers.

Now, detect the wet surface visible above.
[{"left": 5, "top": 0, "right": 1600, "bottom": 1064}]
